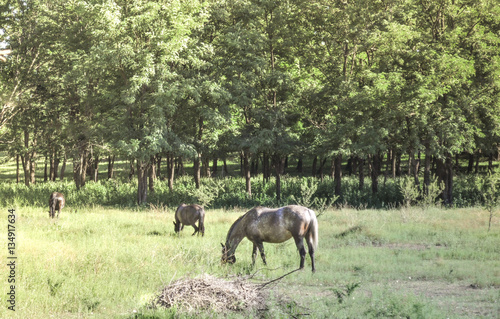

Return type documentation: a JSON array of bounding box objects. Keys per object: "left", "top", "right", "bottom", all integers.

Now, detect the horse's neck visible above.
[{"left": 226, "top": 218, "right": 246, "bottom": 253}]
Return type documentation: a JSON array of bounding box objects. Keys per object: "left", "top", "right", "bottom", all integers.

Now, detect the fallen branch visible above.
[{"left": 259, "top": 268, "right": 302, "bottom": 289}]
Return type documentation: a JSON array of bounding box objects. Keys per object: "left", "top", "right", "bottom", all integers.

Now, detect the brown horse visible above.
[
  {"left": 221, "top": 205, "right": 318, "bottom": 272},
  {"left": 173, "top": 204, "right": 205, "bottom": 236},
  {"left": 49, "top": 192, "right": 65, "bottom": 219}
]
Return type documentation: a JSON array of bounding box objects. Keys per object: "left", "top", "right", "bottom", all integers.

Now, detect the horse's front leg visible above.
[{"left": 294, "top": 236, "right": 306, "bottom": 269}]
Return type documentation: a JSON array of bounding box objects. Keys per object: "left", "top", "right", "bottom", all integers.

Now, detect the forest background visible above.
[{"left": 1, "top": 0, "right": 500, "bottom": 209}]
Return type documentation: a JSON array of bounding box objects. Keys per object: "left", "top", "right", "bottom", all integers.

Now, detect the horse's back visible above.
[
  {"left": 243, "top": 205, "right": 314, "bottom": 243},
  {"left": 177, "top": 204, "right": 204, "bottom": 224},
  {"left": 49, "top": 192, "right": 65, "bottom": 209}
]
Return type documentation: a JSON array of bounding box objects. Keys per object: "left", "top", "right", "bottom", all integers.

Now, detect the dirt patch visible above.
[
  {"left": 393, "top": 280, "right": 500, "bottom": 318},
  {"left": 150, "top": 274, "right": 268, "bottom": 313}
]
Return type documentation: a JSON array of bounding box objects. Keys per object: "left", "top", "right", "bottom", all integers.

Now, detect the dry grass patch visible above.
[{"left": 150, "top": 274, "right": 268, "bottom": 313}]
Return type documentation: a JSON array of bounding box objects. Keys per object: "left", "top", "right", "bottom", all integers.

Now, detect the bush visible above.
[{"left": 0, "top": 173, "right": 493, "bottom": 209}]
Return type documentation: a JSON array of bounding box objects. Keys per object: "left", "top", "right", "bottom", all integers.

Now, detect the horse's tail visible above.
[
  {"left": 308, "top": 210, "right": 319, "bottom": 249},
  {"left": 199, "top": 208, "right": 205, "bottom": 235}
]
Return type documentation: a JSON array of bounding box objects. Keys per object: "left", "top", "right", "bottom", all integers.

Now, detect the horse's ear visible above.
[
  {"left": 221, "top": 243, "right": 225, "bottom": 248},
  {"left": 173, "top": 221, "right": 176, "bottom": 226}
]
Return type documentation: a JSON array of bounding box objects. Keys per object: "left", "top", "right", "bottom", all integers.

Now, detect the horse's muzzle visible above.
[{"left": 221, "top": 255, "right": 236, "bottom": 264}]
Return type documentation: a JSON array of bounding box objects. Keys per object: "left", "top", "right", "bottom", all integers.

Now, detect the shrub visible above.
[{"left": 0, "top": 172, "right": 493, "bottom": 209}]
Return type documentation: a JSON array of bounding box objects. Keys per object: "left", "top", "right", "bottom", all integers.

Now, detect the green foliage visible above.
[
  {"left": 2, "top": 173, "right": 497, "bottom": 210},
  {"left": 331, "top": 282, "right": 361, "bottom": 304},
  {"left": 420, "top": 176, "right": 445, "bottom": 209},
  {"left": 398, "top": 176, "right": 421, "bottom": 209},
  {"left": 480, "top": 172, "right": 500, "bottom": 232}
]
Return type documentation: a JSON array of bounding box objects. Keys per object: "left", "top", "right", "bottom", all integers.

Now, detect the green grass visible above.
[{"left": 0, "top": 205, "right": 498, "bottom": 318}]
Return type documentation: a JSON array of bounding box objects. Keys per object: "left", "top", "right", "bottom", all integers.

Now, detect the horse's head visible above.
[
  {"left": 173, "top": 221, "right": 181, "bottom": 233},
  {"left": 221, "top": 243, "right": 236, "bottom": 264}
]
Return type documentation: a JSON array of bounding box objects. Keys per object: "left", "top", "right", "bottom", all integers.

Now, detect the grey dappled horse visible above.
[{"left": 221, "top": 205, "right": 318, "bottom": 272}]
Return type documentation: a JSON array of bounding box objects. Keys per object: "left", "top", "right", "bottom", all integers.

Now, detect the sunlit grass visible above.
[{"left": 0, "top": 206, "right": 498, "bottom": 318}]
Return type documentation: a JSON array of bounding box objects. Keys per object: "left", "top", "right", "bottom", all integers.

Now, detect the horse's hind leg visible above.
[
  {"left": 251, "top": 243, "right": 258, "bottom": 266},
  {"left": 256, "top": 242, "right": 267, "bottom": 265},
  {"left": 191, "top": 224, "right": 199, "bottom": 236},
  {"left": 306, "top": 238, "right": 316, "bottom": 272},
  {"left": 294, "top": 236, "right": 307, "bottom": 269},
  {"left": 49, "top": 200, "right": 54, "bottom": 218}
]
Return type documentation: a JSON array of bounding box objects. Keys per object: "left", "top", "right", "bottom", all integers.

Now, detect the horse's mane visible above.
[{"left": 225, "top": 209, "right": 253, "bottom": 244}]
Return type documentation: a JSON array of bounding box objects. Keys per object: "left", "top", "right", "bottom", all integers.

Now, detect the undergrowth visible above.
[{"left": 1, "top": 173, "right": 498, "bottom": 210}]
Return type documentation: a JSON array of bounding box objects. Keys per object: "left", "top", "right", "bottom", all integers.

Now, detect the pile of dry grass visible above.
[{"left": 151, "top": 274, "right": 268, "bottom": 313}]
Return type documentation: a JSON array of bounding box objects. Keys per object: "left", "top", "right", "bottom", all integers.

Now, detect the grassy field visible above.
[{"left": 0, "top": 204, "right": 498, "bottom": 318}]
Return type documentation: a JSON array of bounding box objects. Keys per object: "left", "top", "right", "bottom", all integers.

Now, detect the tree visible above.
[{"left": 108, "top": 0, "right": 209, "bottom": 204}]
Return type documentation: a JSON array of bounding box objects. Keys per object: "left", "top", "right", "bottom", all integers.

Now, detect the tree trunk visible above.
[
  {"left": 128, "top": 159, "right": 135, "bottom": 181},
  {"left": 53, "top": 157, "right": 60, "bottom": 181},
  {"left": 391, "top": 150, "right": 396, "bottom": 178},
  {"left": 334, "top": 155, "right": 342, "bottom": 196},
  {"left": 74, "top": 148, "right": 88, "bottom": 190},
  {"left": 21, "top": 154, "right": 30, "bottom": 186},
  {"left": 296, "top": 157, "right": 303, "bottom": 174},
  {"left": 168, "top": 154, "right": 175, "bottom": 191},
  {"left": 317, "top": 157, "right": 327, "bottom": 181},
  {"left": 467, "top": 153, "right": 474, "bottom": 173},
  {"left": 312, "top": 156, "right": 318, "bottom": 177},
  {"left": 194, "top": 153, "right": 201, "bottom": 189},
  {"left": 22, "top": 130, "right": 36, "bottom": 186},
  {"left": 44, "top": 156, "right": 48, "bottom": 182},
  {"left": 202, "top": 155, "right": 210, "bottom": 177},
  {"left": 30, "top": 155, "right": 36, "bottom": 184},
  {"left": 436, "top": 155, "right": 453, "bottom": 206},
  {"left": 156, "top": 156, "right": 162, "bottom": 179},
  {"left": 223, "top": 158, "right": 229, "bottom": 177},
  {"left": 423, "top": 144, "right": 431, "bottom": 195},
  {"left": 177, "top": 157, "right": 185, "bottom": 176},
  {"left": 107, "top": 155, "right": 115, "bottom": 180},
  {"left": 148, "top": 155, "right": 156, "bottom": 194},
  {"left": 243, "top": 149, "right": 251, "bottom": 197},
  {"left": 371, "top": 153, "right": 381, "bottom": 193},
  {"left": 475, "top": 153, "right": 480, "bottom": 173},
  {"left": 413, "top": 152, "right": 421, "bottom": 191},
  {"left": 346, "top": 157, "right": 353, "bottom": 176},
  {"left": 330, "top": 157, "right": 335, "bottom": 179},
  {"left": 60, "top": 154, "right": 67, "bottom": 181},
  {"left": 488, "top": 154, "right": 493, "bottom": 173},
  {"left": 212, "top": 157, "right": 218, "bottom": 176},
  {"left": 383, "top": 151, "right": 391, "bottom": 185},
  {"left": 93, "top": 155, "right": 99, "bottom": 182},
  {"left": 352, "top": 156, "right": 358, "bottom": 176},
  {"left": 262, "top": 152, "right": 271, "bottom": 183},
  {"left": 16, "top": 155, "right": 20, "bottom": 183},
  {"left": 445, "top": 156, "right": 453, "bottom": 205},
  {"left": 273, "top": 154, "right": 285, "bottom": 202},
  {"left": 250, "top": 157, "right": 257, "bottom": 175},
  {"left": 50, "top": 150, "right": 56, "bottom": 181},
  {"left": 137, "top": 160, "right": 148, "bottom": 204},
  {"left": 358, "top": 158, "right": 365, "bottom": 190}
]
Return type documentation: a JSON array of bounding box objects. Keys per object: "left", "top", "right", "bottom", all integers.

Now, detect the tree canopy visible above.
[{"left": 1, "top": 0, "right": 499, "bottom": 204}]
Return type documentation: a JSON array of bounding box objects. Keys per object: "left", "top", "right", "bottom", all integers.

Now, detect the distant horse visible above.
[
  {"left": 221, "top": 205, "right": 318, "bottom": 272},
  {"left": 173, "top": 204, "right": 205, "bottom": 236},
  {"left": 49, "top": 192, "right": 65, "bottom": 219}
]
